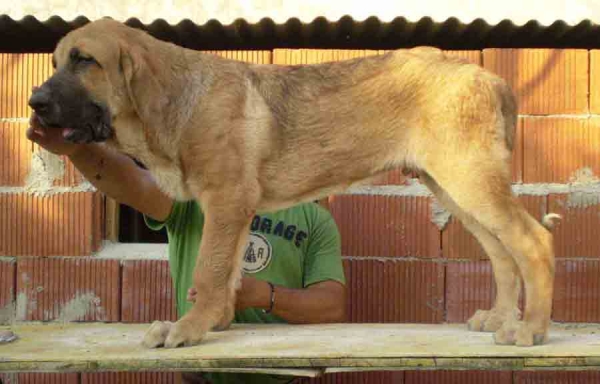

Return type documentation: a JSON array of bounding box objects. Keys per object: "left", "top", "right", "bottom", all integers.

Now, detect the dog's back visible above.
[{"left": 235, "top": 47, "right": 516, "bottom": 207}]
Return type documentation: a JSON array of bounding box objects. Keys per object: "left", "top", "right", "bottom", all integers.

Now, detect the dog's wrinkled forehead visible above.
[{"left": 53, "top": 19, "right": 127, "bottom": 69}]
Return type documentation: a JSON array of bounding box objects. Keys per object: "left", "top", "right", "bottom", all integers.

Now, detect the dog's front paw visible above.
[
  {"left": 211, "top": 320, "right": 232, "bottom": 332},
  {"left": 164, "top": 316, "right": 207, "bottom": 348},
  {"left": 467, "top": 308, "right": 520, "bottom": 333},
  {"left": 493, "top": 320, "right": 548, "bottom": 346},
  {"left": 211, "top": 302, "right": 234, "bottom": 332},
  {"left": 142, "top": 320, "right": 173, "bottom": 348}
]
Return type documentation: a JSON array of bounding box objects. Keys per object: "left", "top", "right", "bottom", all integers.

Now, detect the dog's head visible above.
[{"left": 28, "top": 18, "right": 164, "bottom": 145}]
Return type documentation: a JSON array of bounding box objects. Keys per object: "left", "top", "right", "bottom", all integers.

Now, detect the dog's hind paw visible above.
[
  {"left": 141, "top": 320, "right": 173, "bottom": 348},
  {"left": 467, "top": 308, "right": 521, "bottom": 333},
  {"left": 493, "top": 320, "right": 548, "bottom": 346}
]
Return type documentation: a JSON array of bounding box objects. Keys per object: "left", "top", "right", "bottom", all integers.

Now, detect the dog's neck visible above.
[
  {"left": 128, "top": 39, "right": 212, "bottom": 165},
  {"left": 161, "top": 47, "right": 211, "bottom": 134}
]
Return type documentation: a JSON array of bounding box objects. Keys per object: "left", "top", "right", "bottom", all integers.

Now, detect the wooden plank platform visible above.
[{"left": 1, "top": 323, "right": 599, "bottom": 377}]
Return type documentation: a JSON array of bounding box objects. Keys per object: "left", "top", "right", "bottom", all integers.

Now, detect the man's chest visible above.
[{"left": 241, "top": 214, "right": 310, "bottom": 286}]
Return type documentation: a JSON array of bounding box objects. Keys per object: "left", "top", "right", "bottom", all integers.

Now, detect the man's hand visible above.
[
  {"left": 25, "top": 111, "right": 173, "bottom": 222},
  {"left": 187, "top": 275, "right": 271, "bottom": 312},
  {"left": 26, "top": 113, "right": 82, "bottom": 157}
]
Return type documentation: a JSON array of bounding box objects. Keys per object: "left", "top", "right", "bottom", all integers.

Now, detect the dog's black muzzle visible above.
[{"left": 28, "top": 73, "right": 113, "bottom": 144}]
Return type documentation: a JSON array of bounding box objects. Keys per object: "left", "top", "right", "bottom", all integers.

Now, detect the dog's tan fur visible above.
[{"left": 49, "top": 19, "right": 558, "bottom": 348}]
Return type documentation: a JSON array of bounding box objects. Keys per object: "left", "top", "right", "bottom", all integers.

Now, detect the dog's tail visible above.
[{"left": 541, "top": 213, "right": 562, "bottom": 230}]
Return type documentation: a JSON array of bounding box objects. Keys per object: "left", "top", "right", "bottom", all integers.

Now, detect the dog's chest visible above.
[
  {"left": 150, "top": 165, "right": 192, "bottom": 201},
  {"left": 112, "top": 132, "right": 192, "bottom": 201}
]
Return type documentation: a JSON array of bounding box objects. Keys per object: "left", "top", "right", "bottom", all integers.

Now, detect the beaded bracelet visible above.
[{"left": 262, "top": 281, "right": 275, "bottom": 314}]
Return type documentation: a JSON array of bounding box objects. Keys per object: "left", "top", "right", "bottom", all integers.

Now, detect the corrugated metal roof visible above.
[
  {"left": 5, "top": 0, "right": 600, "bottom": 27},
  {"left": 1, "top": 15, "right": 600, "bottom": 53}
]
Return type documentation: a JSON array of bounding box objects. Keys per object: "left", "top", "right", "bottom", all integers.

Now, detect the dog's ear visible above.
[{"left": 119, "top": 42, "right": 167, "bottom": 123}]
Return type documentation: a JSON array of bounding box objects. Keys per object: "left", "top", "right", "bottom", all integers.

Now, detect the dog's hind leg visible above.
[
  {"left": 420, "top": 173, "right": 522, "bottom": 332},
  {"left": 418, "top": 155, "right": 555, "bottom": 346}
]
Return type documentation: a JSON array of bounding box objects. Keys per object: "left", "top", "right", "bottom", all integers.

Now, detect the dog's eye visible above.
[
  {"left": 69, "top": 48, "right": 99, "bottom": 68},
  {"left": 79, "top": 56, "right": 98, "bottom": 65},
  {"left": 75, "top": 55, "right": 99, "bottom": 67}
]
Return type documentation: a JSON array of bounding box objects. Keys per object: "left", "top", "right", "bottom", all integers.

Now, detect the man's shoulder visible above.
[
  {"left": 173, "top": 199, "right": 201, "bottom": 214},
  {"left": 164, "top": 199, "right": 203, "bottom": 228}
]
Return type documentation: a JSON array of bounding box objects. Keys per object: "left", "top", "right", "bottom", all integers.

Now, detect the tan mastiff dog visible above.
[{"left": 28, "top": 18, "right": 560, "bottom": 348}]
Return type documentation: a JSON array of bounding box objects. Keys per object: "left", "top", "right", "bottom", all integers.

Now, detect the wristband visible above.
[{"left": 262, "top": 282, "right": 275, "bottom": 314}]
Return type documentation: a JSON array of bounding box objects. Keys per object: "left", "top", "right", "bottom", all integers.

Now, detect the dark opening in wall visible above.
[{"left": 119, "top": 204, "right": 168, "bottom": 243}]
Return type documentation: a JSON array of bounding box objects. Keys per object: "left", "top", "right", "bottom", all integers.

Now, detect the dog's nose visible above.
[{"left": 28, "top": 88, "right": 51, "bottom": 114}]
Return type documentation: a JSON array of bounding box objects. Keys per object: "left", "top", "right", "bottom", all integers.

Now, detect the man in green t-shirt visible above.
[
  {"left": 146, "top": 200, "right": 346, "bottom": 384},
  {"left": 27, "top": 118, "right": 347, "bottom": 384}
]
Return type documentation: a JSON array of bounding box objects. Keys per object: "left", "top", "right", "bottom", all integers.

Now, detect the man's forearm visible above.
[
  {"left": 248, "top": 280, "right": 346, "bottom": 324},
  {"left": 69, "top": 144, "right": 172, "bottom": 221}
]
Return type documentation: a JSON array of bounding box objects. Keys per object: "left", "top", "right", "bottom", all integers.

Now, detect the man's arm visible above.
[
  {"left": 26, "top": 116, "right": 173, "bottom": 221},
  {"left": 188, "top": 277, "right": 346, "bottom": 323},
  {"left": 67, "top": 145, "right": 173, "bottom": 222},
  {"left": 239, "top": 277, "right": 347, "bottom": 323}
]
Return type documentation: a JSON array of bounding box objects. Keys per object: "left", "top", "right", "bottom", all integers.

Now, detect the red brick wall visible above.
[{"left": 1, "top": 48, "right": 600, "bottom": 383}]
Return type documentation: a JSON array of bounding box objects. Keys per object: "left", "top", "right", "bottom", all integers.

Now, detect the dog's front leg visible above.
[{"left": 163, "top": 194, "right": 253, "bottom": 348}]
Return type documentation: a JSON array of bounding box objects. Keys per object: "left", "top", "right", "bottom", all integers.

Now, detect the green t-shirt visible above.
[{"left": 145, "top": 200, "right": 345, "bottom": 384}]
